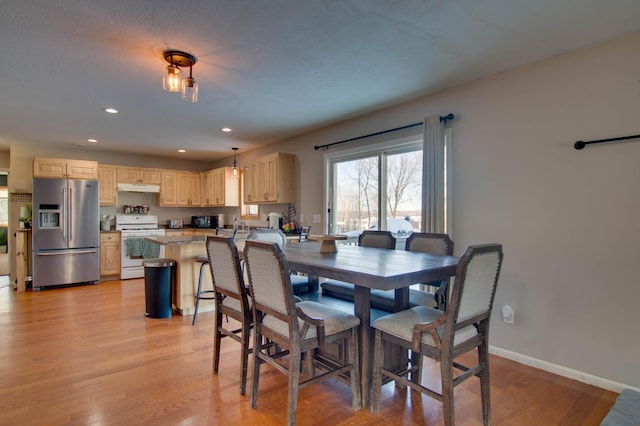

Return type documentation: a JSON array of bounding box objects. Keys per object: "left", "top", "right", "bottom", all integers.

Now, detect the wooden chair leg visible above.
[
  {"left": 441, "top": 356, "right": 455, "bottom": 426},
  {"left": 240, "top": 320, "right": 250, "bottom": 395},
  {"left": 349, "top": 328, "right": 362, "bottom": 410},
  {"left": 410, "top": 350, "right": 421, "bottom": 385},
  {"left": 287, "top": 345, "right": 301, "bottom": 426},
  {"left": 212, "top": 309, "right": 223, "bottom": 374},
  {"left": 250, "top": 329, "right": 262, "bottom": 409},
  {"left": 478, "top": 340, "right": 491, "bottom": 425},
  {"left": 370, "top": 329, "right": 384, "bottom": 413}
]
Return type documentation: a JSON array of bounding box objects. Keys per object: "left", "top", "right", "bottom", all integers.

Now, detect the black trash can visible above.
[{"left": 143, "top": 258, "right": 175, "bottom": 318}]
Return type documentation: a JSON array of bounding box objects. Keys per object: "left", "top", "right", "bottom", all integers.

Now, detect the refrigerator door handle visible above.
[
  {"left": 36, "top": 249, "right": 98, "bottom": 256},
  {"left": 68, "top": 187, "right": 73, "bottom": 241},
  {"left": 61, "top": 187, "right": 67, "bottom": 241}
]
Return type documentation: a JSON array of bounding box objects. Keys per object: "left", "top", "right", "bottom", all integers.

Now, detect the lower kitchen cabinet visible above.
[{"left": 100, "top": 232, "right": 120, "bottom": 280}]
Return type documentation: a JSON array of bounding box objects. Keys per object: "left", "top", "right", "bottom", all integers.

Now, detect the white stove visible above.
[{"left": 116, "top": 215, "right": 166, "bottom": 279}]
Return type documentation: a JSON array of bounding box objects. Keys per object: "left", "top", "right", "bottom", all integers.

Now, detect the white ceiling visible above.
[{"left": 1, "top": 0, "right": 639, "bottom": 161}]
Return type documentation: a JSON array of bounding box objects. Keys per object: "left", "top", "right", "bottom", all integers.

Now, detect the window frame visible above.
[{"left": 324, "top": 133, "right": 424, "bottom": 234}]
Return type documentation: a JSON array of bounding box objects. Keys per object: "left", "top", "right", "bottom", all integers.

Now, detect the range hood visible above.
[{"left": 117, "top": 183, "right": 161, "bottom": 193}]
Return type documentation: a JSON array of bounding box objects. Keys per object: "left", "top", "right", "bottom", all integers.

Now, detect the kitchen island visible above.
[{"left": 145, "top": 234, "right": 217, "bottom": 316}]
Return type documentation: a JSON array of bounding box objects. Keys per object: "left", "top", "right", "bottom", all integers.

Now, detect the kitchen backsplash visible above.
[{"left": 98, "top": 191, "right": 243, "bottom": 228}]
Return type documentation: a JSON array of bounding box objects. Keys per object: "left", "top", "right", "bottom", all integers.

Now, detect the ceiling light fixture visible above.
[
  {"left": 221, "top": 127, "right": 233, "bottom": 132},
  {"left": 232, "top": 147, "right": 239, "bottom": 178},
  {"left": 163, "top": 50, "right": 198, "bottom": 103},
  {"left": 102, "top": 107, "right": 118, "bottom": 114}
]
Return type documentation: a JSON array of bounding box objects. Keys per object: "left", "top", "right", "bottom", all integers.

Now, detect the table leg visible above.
[
  {"left": 307, "top": 274, "right": 319, "bottom": 293},
  {"left": 394, "top": 287, "right": 409, "bottom": 312},
  {"left": 353, "top": 285, "right": 371, "bottom": 408}
]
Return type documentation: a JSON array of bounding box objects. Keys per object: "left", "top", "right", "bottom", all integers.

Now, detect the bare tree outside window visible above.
[{"left": 333, "top": 148, "right": 422, "bottom": 237}]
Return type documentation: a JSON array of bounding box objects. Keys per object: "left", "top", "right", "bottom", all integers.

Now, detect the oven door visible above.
[{"left": 120, "top": 232, "right": 165, "bottom": 279}]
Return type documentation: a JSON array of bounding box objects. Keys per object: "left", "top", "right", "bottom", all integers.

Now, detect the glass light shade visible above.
[
  {"left": 233, "top": 166, "right": 239, "bottom": 178},
  {"left": 163, "top": 66, "right": 181, "bottom": 92},
  {"left": 181, "top": 77, "right": 198, "bottom": 103}
]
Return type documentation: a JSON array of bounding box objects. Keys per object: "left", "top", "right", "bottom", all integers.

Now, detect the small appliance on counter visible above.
[
  {"left": 167, "top": 219, "right": 184, "bottom": 229},
  {"left": 268, "top": 212, "right": 283, "bottom": 229},
  {"left": 191, "top": 215, "right": 218, "bottom": 228}
]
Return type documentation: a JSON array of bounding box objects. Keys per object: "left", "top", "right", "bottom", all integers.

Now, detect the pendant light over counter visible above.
[
  {"left": 232, "top": 147, "right": 239, "bottom": 178},
  {"left": 162, "top": 50, "right": 198, "bottom": 103}
]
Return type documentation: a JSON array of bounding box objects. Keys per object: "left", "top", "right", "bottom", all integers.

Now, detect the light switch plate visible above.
[{"left": 313, "top": 214, "right": 321, "bottom": 224}]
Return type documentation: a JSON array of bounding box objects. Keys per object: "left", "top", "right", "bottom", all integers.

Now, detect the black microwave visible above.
[{"left": 191, "top": 215, "right": 218, "bottom": 228}]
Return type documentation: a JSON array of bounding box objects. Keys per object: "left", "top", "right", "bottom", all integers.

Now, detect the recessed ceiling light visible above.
[
  {"left": 178, "top": 149, "right": 186, "bottom": 153},
  {"left": 221, "top": 127, "right": 232, "bottom": 132},
  {"left": 88, "top": 139, "right": 97, "bottom": 143},
  {"left": 102, "top": 107, "right": 118, "bottom": 114}
]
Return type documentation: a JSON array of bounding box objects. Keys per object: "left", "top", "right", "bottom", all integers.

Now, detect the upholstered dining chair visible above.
[
  {"left": 205, "top": 235, "right": 253, "bottom": 395},
  {"left": 248, "top": 228, "right": 311, "bottom": 294},
  {"left": 370, "top": 243, "right": 504, "bottom": 426},
  {"left": 358, "top": 230, "right": 396, "bottom": 248},
  {"left": 321, "top": 230, "right": 398, "bottom": 306},
  {"left": 244, "top": 240, "right": 362, "bottom": 426},
  {"left": 404, "top": 232, "right": 454, "bottom": 310},
  {"left": 298, "top": 225, "right": 311, "bottom": 242}
]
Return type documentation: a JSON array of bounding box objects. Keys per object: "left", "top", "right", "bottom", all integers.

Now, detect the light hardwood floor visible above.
[{"left": 0, "top": 279, "right": 616, "bottom": 425}]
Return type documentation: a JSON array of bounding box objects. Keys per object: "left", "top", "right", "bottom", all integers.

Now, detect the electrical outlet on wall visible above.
[{"left": 502, "top": 305, "right": 515, "bottom": 325}]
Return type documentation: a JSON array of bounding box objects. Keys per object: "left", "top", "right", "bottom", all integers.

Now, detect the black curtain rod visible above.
[
  {"left": 574, "top": 133, "right": 640, "bottom": 150},
  {"left": 314, "top": 113, "right": 455, "bottom": 151}
]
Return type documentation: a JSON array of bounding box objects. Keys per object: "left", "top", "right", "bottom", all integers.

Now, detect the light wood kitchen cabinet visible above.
[
  {"left": 203, "top": 167, "right": 239, "bottom": 206},
  {"left": 33, "top": 157, "right": 99, "bottom": 180},
  {"left": 98, "top": 166, "right": 118, "bottom": 205},
  {"left": 161, "top": 171, "right": 201, "bottom": 207},
  {"left": 116, "top": 166, "right": 162, "bottom": 185},
  {"left": 160, "top": 171, "right": 178, "bottom": 206},
  {"left": 243, "top": 162, "right": 259, "bottom": 204},
  {"left": 176, "top": 172, "right": 202, "bottom": 206},
  {"left": 243, "top": 153, "right": 295, "bottom": 204},
  {"left": 100, "top": 232, "right": 120, "bottom": 280}
]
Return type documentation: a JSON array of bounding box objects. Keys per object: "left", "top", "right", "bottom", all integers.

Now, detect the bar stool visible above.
[{"left": 192, "top": 253, "right": 214, "bottom": 325}]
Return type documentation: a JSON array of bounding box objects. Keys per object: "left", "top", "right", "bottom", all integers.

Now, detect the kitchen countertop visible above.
[{"left": 145, "top": 235, "right": 209, "bottom": 245}]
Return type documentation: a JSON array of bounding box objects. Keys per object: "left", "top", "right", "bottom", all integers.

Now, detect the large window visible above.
[{"left": 326, "top": 129, "right": 451, "bottom": 247}]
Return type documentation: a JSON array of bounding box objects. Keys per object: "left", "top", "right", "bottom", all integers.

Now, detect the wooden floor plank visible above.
[{"left": 0, "top": 279, "right": 617, "bottom": 425}]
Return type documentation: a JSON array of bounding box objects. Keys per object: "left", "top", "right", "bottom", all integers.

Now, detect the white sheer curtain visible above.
[{"left": 422, "top": 115, "right": 446, "bottom": 232}]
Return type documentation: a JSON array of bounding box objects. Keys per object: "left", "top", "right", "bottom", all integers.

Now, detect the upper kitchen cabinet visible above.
[
  {"left": 244, "top": 153, "right": 295, "bottom": 204},
  {"left": 116, "top": 166, "right": 162, "bottom": 185},
  {"left": 176, "top": 172, "right": 202, "bottom": 207},
  {"left": 243, "top": 162, "right": 259, "bottom": 204},
  {"left": 33, "top": 157, "right": 99, "bottom": 180},
  {"left": 203, "top": 167, "right": 239, "bottom": 206},
  {"left": 159, "top": 171, "right": 178, "bottom": 206},
  {"left": 160, "top": 170, "right": 201, "bottom": 207},
  {"left": 98, "top": 165, "right": 118, "bottom": 206}
]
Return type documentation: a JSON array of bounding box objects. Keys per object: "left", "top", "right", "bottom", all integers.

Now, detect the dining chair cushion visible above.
[
  {"left": 371, "top": 289, "right": 437, "bottom": 309},
  {"left": 322, "top": 281, "right": 437, "bottom": 311},
  {"left": 262, "top": 300, "right": 360, "bottom": 339},
  {"left": 289, "top": 273, "right": 311, "bottom": 294},
  {"left": 373, "top": 305, "right": 478, "bottom": 347}
]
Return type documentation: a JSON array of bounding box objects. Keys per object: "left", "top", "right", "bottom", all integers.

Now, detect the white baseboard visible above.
[{"left": 489, "top": 345, "right": 640, "bottom": 394}]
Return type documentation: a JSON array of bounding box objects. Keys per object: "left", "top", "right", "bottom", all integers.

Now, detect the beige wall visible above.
[{"left": 234, "top": 32, "right": 640, "bottom": 390}]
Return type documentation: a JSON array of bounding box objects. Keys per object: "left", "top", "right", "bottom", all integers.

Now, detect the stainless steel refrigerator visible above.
[{"left": 32, "top": 177, "right": 100, "bottom": 289}]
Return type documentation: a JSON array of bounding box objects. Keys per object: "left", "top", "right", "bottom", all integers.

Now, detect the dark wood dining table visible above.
[{"left": 282, "top": 240, "right": 459, "bottom": 407}]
